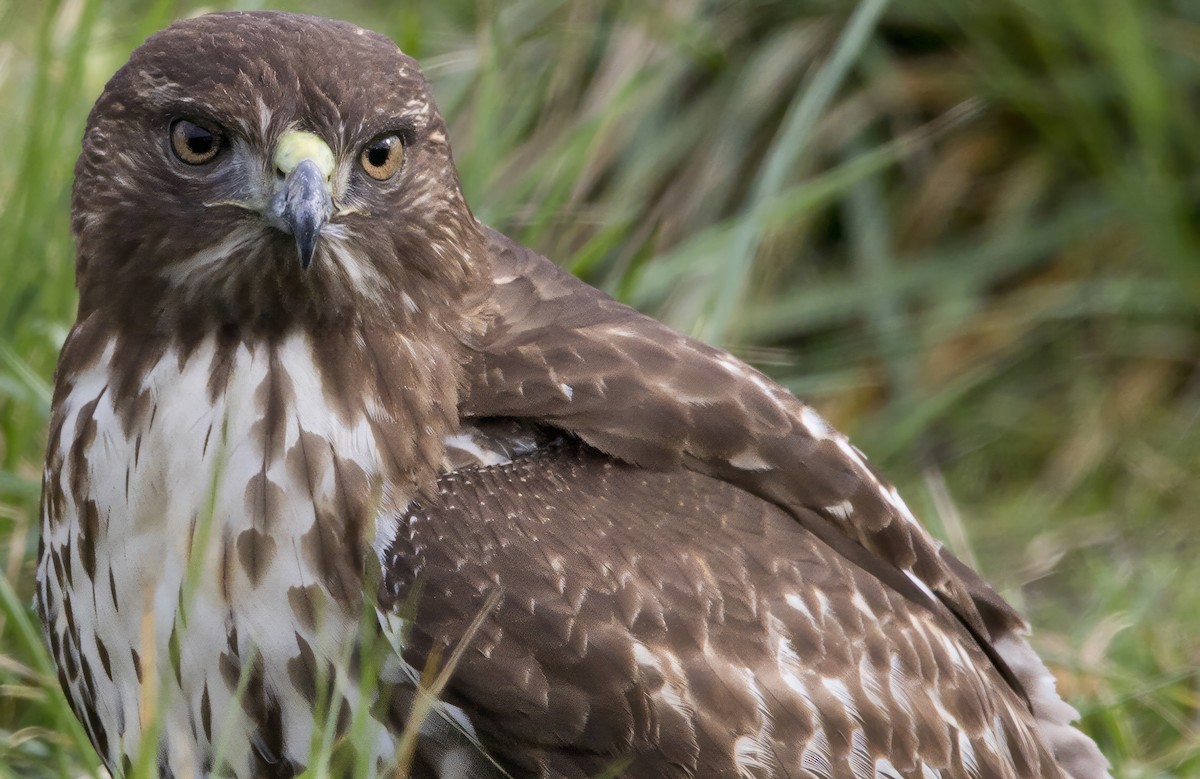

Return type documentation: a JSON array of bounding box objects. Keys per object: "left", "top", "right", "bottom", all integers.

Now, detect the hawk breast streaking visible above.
[{"left": 36, "top": 11, "right": 1110, "bottom": 779}]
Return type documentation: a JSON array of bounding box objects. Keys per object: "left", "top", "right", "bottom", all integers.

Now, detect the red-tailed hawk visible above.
[{"left": 36, "top": 11, "right": 1111, "bottom": 779}]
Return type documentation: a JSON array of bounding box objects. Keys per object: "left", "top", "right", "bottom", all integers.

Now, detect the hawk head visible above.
[{"left": 71, "top": 11, "right": 488, "bottom": 336}]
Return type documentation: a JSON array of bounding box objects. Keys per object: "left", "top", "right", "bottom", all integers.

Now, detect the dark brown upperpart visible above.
[
  {"left": 464, "top": 228, "right": 1029, "bottom": 662},
  {"left": 385, "top": 441, "right": 1063, "bottom": 778}
]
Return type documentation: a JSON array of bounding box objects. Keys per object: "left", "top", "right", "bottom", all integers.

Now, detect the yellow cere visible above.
[{"left": 273, "top": 130, "right": 335, "bottom": 179}]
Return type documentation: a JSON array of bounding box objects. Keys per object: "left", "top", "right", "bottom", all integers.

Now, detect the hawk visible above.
[{"left": 36, "top": 11, "right": 1111, "bottom": 779}]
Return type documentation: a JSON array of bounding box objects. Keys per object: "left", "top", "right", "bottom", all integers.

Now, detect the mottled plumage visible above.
[{"left": 37, "top": 11, "right": 1110, "bottom": 779}]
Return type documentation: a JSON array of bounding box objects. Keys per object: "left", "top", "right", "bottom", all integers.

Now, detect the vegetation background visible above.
[{"left": 0, "top": 0, "right": 1196, "bottom": 775}]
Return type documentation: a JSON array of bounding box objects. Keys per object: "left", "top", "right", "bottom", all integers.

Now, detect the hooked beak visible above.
[
  {"left": 268, "top": 131, "right": 335, "bottom": 270},
  {"left": 279, "top": 160, "right": 331, "bottom": 270}
]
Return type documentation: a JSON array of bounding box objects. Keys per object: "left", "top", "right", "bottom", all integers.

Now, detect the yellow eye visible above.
[
  {"left": 360, "top": 133, "right": 404, "bottom": 180},
  {"left": 170, "top": 119, "right": 223, "bottom": 165}
]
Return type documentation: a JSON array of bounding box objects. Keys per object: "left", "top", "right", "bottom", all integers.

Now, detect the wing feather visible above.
[
  {"left": 381, "top": 439, "right": 1063, "bottom": 778},
  {"left": 459, "top": 229, "right": 1111, "bottom": 778},
  {"left": 463, "top": 228, "right": 1017, "bottom": 649}
]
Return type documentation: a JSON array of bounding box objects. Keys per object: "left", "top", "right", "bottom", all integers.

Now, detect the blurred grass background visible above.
[{"left": 0, "top": 0, "right": 1197, "bottom": 775}]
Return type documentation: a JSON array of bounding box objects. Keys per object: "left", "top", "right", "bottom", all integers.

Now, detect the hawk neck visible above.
[{"left": 57, "top": 311, "right": 467, "bottom": 486}]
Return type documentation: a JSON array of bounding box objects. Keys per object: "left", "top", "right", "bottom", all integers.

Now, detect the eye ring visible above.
[
  {"left": 170, "top": 119, "right": 224, "bottom": 165},
  {"left": 360, "top": 133, "right": 404, "bottom": 181}
]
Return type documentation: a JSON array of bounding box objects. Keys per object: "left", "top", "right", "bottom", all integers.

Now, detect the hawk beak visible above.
[
  {"left": 280, "top": 160, "right": 331, "bottom": 270},
  {"left": 270, "top": 131, "right": 335, "bottom": 271}
]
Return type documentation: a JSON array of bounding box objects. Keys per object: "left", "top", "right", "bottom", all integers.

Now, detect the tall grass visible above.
[{"left": 0, "top": 0, "right": 1197, "bottom": 776}]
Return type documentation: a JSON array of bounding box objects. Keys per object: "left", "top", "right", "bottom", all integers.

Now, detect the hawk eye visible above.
[
  {"left": 170, "top": 119, "right": 223, "bottom": 165},
  {"left": 360, "top": 133, "right": 404, "bottom": 180}
]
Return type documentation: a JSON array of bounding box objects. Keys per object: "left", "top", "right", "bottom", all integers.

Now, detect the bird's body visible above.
[{"left": 36, "top": 11, "right": 1110, "bottom": 779}]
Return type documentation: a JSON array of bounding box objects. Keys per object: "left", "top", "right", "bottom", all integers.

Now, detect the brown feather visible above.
[
  {"left": 463, "top": 228, "right": 1021, "bottom": 647},
  {"left": 383, "top": 438, "right": 1063, "bottom": 778}
]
